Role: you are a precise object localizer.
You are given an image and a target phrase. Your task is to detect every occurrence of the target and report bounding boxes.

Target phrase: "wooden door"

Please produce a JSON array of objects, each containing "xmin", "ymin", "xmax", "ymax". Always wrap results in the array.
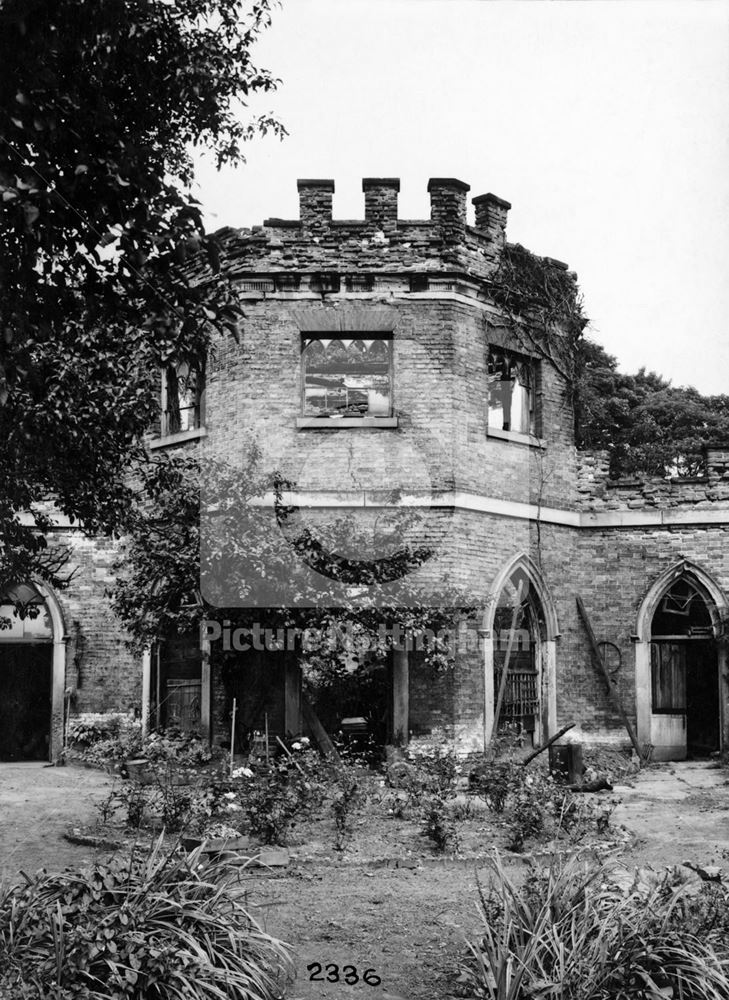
[{"xmin": 650, "ymin": 642, "xmax": 687, "ymax": 760}]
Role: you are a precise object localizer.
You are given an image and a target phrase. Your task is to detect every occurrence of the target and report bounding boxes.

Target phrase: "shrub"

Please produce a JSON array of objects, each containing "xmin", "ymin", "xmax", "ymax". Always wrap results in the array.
[
  {"xmin": 421, "ymin": 794, "xmax": 460, "ymax": 853},
  {"xmin": 238, "ymin": 753, "xmax": 325, "ymax": 846},
  {"xmin": 71, "ymin": 725, "xmax": 211, "ymax": 772},
  {"xmin": 463, "ymin": 852, "xmax": 729, "ymax": 1000},
  {"xmin": 0, "ymin": 838, "xmax": 293, "ymax": 1000},
  {"xmin": 331, "ymin": 768, "xmax": 364, "ymax": 851},
  {"xmin": 505, "ymin": 782, "xmax": 544, "ymax": 852},
  {"xmin": 470, "ymin": 758, "xmax": 518, "ymax": 813},
  {"xmin": 407, "ymin": 744, "xmax": 461, "ymax": 797}
]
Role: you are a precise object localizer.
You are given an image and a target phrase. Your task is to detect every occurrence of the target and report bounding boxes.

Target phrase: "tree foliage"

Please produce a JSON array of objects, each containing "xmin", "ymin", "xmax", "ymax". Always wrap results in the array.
[
  {"xmin": 574, "ymin": 338, "xmax": 729, "ymax": 477},
  {"xmin": 0, "ymin": 0, "xmax": 284, "ymax": 592},
  {"xmin": 112, "ymin": 450, "xmax": 476, "ymax": 671}
]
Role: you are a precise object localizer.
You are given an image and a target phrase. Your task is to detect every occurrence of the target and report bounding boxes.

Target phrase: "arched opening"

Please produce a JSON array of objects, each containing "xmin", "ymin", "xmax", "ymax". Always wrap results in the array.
[
  {"xmin": 0, "ymin": 582, "xmax": 57, "ymax": 761},
  {"xmin": 635, "ymin": 562, "xmax": 727, "ymax": 761},
  {"xmin": 483, "ymin": 555, "xmax": 558, "ymax": 747}
]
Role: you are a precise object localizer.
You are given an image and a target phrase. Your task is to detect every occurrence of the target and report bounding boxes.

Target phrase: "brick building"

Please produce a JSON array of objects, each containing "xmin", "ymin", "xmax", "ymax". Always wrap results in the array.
[{"xmin": 4, "ymin": 176, "xmax": 728, "ymax": 764}]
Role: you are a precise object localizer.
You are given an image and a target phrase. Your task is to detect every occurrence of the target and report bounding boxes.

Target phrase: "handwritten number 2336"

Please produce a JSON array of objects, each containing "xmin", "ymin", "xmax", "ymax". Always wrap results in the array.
[{"xmin": 307, "ymin": 963, "xmax": 381, "ymax": 986}]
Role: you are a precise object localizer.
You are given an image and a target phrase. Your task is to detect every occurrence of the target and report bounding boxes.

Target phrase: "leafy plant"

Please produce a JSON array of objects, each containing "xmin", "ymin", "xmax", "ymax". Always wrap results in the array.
[
  {"xmin": 238, "ymin": 755, "xmax": 325, "ymax": 846},
  {"xmin": 331, "ymin": 768, "xmax": 364, "ymax": 852},
  {"xmin": 505, "ymin": 782, "xmax": 544, "ymax": 852},
  {"xmin": 421, "ymin": 794, "xmax": 460, "ymax": 853},
  {"xmin": 0, "ymin": 838, "xmax": 293, "ymax": 999},
  {"xmin": 463, "ymin": 852, "xmax": 729, "ymax": 1000}
]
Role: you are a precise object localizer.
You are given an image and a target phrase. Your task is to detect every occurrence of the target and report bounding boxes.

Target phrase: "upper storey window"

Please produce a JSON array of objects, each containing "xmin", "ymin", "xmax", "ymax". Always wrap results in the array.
[
  {"xmin": 161, "ymin": 360, "xmax": 204, "ymax": 437},
  {"xmin": 488, "ymin": 347, "xmax": 537, "ymax": 436},
  {"xmin": 302, "ymin": 335, "xmax": 392, "ymax": 418}
]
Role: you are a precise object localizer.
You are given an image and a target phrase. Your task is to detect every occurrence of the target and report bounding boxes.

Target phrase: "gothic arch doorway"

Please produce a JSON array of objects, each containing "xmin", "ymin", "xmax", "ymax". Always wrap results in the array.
[
  {"xmin": 0, "ymin": 582, "xmax": 66, "ymax": 761},
  {"xmin": 483, "ymin": 555, "xmax": 558, "ymax": 747},
  {"xmin": 635, "ymin": 562, "xmax": 727, "ymax": 761}
]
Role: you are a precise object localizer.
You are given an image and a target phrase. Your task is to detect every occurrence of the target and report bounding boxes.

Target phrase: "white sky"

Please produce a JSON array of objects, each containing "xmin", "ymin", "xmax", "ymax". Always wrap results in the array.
[{"xmin": 195, "ymin": 0, "xmax": 729, "ymax": 394}]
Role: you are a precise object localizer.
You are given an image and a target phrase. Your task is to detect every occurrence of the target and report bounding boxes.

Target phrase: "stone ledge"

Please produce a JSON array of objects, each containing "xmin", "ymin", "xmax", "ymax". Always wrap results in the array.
[
  {"xmin": 149, "ymin": 427, "xmax": 207, "ymax": 449},
  {"xmin": 487, "ymin": 427, "xmax": 546, "ymax": 449},
  {"xmin": 296, "ymin": 416, "xmax": 398, "ymax": 430}
]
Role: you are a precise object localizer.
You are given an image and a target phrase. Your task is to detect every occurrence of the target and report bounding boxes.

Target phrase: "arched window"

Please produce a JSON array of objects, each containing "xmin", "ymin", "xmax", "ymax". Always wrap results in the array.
[{"xmin": 492, "ymin": 569, "xmax": 547, "ymax": 744}]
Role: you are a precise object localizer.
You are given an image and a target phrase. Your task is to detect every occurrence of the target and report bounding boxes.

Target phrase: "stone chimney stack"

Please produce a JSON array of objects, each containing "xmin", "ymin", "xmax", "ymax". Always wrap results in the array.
[
  {"xmin": 297, "ymin": 179, "xmax": 334, "ymax": 231},
  {"xmin": 362, "ymin": 178, "xmax": 400, "ymax": 233},
  {"xmin": 472, "ymin": 192, "xmax": 511, "ymax": 248},
  {"xmin": 427, "ymin": 177, "xmax": 470, "ymax": 237}
]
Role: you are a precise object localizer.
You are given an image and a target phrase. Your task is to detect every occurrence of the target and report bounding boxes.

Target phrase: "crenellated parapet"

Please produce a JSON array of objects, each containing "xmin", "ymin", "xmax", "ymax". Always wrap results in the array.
[{"xmin": 214, "ymin": 176, "xmax": 524, "ymax": 286}]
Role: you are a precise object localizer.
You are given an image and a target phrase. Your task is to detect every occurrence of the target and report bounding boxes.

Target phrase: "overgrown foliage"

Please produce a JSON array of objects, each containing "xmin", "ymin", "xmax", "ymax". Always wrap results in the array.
[
  {"xmin": 489, "ymin": 243, "xmax": 587, "ymax": 387},
  {"xmin": 463, "ymin": 853, "xmax": 729, "ymax": 1000},
  {"xmin": 0, "ymin": 839, "xmax": 293, "ymax": 1000},
  {"xmin": 0, "ymin": 0, "xmax": 284, "ymax": 591}
]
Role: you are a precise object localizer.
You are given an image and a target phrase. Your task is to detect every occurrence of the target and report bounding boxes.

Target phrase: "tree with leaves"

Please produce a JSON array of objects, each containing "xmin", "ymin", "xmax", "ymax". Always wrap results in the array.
[
  {"xmin": 0, "ymin": 0, "xmax": 284, "ymax": 593},
  {"xmin": 574, "ymin": 339, "xmax": 729, "ymax": 477}
]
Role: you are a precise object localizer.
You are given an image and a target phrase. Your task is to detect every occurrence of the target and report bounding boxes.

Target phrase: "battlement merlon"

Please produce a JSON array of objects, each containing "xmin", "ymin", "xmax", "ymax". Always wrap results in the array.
[{"xmin": 213, "ymin": 178, "xmax": 572, "ymax": 284}]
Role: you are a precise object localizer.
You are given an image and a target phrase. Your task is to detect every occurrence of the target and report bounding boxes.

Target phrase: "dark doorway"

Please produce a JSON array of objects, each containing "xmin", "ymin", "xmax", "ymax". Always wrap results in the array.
[
  {"xmin": 304, "ymin": 652, "xmax": 390, "ymax": 748},
  {"xmin": 686, "ymin": 641, "xmax": 719, "ymax": 757},
  {"xmin": 0, "ymin": 644, "xmax": 52, "ymax": 760},
  {"xmin": 223, "ymin": 649, "xmax": 301, "ymax": 755},
  {"xmin": 650, "ymin": 578, "xmax": 721, "ymax": 760}
]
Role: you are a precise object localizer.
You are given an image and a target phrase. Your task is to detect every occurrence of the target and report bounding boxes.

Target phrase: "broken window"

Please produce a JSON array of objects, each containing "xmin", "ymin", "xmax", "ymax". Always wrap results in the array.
[
  {"xmin": 488, "ymin": 347, "xmax": 537, "ymax": 435},
  {"xmin": 161, "ymin": 360, "xmax": 204, "ymax": 437},
  {"xmin": 302, "ymin": 335, "xmax": 392, "ymax": 418}
]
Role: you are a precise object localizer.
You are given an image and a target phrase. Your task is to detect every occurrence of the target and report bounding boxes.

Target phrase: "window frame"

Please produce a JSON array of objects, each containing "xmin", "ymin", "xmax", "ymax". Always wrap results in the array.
[
  {"xmin": 298, "ymin": 331, "xmax": 397, "ymax": 428},
  {"xmin": 487, "ymin": 345, "xmax": 540, "ymax": 440},
  {"xmin": 155, "ymin": 358, "xmax": 206, "ymax": 445}
]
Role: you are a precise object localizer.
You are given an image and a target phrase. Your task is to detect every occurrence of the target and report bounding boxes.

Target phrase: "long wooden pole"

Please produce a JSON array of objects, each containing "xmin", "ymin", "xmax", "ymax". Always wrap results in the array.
[
  {"xmin": 490, "ymin": 579, "xmax": 525, "ymax": 744},
  {"xmin": 521, "ymin": 722, "xmax": 576, "ymax": 767},
  {"xmin": 229, "ymin": 698, "xmax": 237, "ymax": 776},
  {"xmin": 576, "ymin": 596, "xmax": 644, "ymax": 763}
]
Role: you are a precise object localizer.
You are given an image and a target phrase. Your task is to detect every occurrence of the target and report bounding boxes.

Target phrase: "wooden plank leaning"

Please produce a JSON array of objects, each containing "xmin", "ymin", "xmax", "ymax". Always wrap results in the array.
[
  {"xmin": 490, "ymin": 578, "xmax": 525, "ymax": 745},
  {"xmin": 576, "ymin": 595, "xmax": 645, "ymax": 764}
]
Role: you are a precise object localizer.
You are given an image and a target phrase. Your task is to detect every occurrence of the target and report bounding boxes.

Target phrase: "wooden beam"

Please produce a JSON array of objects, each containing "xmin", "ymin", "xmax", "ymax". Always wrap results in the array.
[
  {"xmin": 301, "ymin": 694, "xmax": 340, "ymax": 762},
  {"xmin": 576, "ymin": 595, "xmax": 644, "ymax": 763},
  {"xmin": 392, "ymin": 649, "xmax": 409, "ymax": 746},
  {"xmin": 521, "ymin": 722, "xmax": 576, "ymax": 767},
  {"xmin": 490, "ymin": 578, "xmax": 525, "ymax": 745}
]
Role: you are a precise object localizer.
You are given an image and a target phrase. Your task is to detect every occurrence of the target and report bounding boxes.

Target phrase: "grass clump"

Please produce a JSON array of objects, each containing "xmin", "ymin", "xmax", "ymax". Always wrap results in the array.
[
  {"xmin": 0, "ymin": 837, "xmax": 292, "ymax": 1000},
  {"xmin": 463, "ymin": 852, "xmax": 729, "ymax": 1000}
]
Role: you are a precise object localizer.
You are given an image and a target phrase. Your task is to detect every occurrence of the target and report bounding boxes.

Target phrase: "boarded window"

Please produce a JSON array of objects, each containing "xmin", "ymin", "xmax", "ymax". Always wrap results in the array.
[
  {"xmin": 651, "ymin": 643, "xmax": 687, "ymax": 713},
  {"xmin": 302, "ymin": 335, "xmax": 392, "ymax": 417},
  {"xmin": 488, "ymin": 347, "xmax": 537, "ymax": 435}
]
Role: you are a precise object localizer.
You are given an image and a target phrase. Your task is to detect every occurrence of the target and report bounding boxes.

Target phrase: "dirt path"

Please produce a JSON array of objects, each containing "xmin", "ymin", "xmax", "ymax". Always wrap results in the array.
[
  {"xmin": 0, "ymin": 762, "xmax": 114, "ymax": 883},
  {"xmin": 241, "ymin": 860, "xmax": 490, "ymax": 1000}
]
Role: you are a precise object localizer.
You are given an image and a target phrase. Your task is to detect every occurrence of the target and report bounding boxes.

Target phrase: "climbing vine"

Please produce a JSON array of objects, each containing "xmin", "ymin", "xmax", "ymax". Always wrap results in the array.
[{"xmin": 487, "ymin": 243, "xmax": 588, "ymax": 389}]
